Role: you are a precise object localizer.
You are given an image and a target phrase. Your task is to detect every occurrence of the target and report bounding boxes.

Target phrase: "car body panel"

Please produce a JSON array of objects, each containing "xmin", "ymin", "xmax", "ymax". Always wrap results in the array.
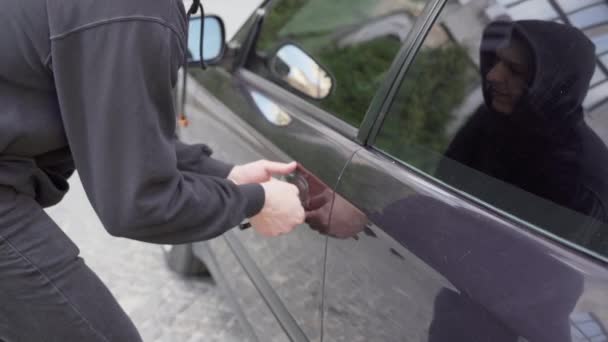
[
  {"xmin": 192, "ymin": 236, "xmax": 289, "ymax": 342},
  {"xmin": 181, "ymin": 62, "xmax": 360, "ymax": 341},
  {"xmin": 178, "ymin": 0, "xmax": 608, "ymax": 340},
  {"xmin": 324, "ymin": 146, "xmax": 608, "ymax": 342}
]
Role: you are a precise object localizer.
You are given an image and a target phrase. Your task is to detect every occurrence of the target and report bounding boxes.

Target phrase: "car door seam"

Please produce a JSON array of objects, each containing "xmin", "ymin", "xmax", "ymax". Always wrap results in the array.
[
  {"xmin": 224, "ymin": 232, "xmax": 310, "ymax": 342},
  {"xmin": 320, "ymin": 147, "xmax": 362, "ymax": 342}
]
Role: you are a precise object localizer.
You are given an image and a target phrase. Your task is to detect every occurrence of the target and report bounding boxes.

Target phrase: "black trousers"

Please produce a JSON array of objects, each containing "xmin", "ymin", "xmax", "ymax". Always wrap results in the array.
[{"xmin": 0, "ymin": 186, "xmax": 142, "ymax": 342}]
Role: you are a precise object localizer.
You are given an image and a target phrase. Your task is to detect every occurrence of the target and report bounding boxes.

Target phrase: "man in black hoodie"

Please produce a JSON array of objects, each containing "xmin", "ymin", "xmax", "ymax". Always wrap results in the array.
[
  {"xmin": 437, "ymin": 20, "xmax": 608, "ymax": 253},
  {"xmin": 0, "ymin": 0, "xmax": 305, "ymax": 341}
]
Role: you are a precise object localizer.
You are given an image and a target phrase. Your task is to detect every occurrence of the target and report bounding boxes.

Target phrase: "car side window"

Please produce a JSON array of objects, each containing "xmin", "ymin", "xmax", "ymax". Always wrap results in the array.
[
  {"xmin": 375, "ymin": 0, "xmax": 608, "ymax": 259},
  {"xmin": 248, "ymin": 0, "xmax": 431, "ymax": 127}
]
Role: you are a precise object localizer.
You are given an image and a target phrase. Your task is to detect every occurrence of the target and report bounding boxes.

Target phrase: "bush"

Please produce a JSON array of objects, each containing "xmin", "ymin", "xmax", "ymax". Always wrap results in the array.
[
  {"xmin": 376, "ymin": 44, "xmax": 476, "ymax": 173},
  {"xmin": 317, "ymin": 37, "xmax": 402, "ymax": 126}
]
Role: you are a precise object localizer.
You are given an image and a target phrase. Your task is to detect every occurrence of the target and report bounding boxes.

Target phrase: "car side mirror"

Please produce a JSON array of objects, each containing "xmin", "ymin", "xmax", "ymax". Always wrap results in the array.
[
  {"xmin": 187, "ymin": 15, "xmax": 226, "ymax": 66},
  {"xmin": 270, "ymin": 44, "xmax": 334, "ymax": 100}
]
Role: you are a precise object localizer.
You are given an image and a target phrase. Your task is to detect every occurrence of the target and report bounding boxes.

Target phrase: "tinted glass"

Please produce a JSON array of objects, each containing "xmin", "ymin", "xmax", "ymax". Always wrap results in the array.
[
  {"xmin": 250, "ymin": 0, "xmax": 431, "ymax": 127},
  {"xmin": 187, "ymin": 17, "xmax": 223, "ymax": 62},
  {"xmin": 593, "ymin": 33, "xmax": 608, "ymax": 55},
  {"xmin": 556, "ymin": 0, "xmax": 602, "ymax": 12},
  {"xmin": 569, "ymin": 4, "xmax": 608, "ymax": 30},
  {"xmin": 376, "ymin": 0, "xmax": 608, "ymax": 258},
  {"xmin": 591, "ymin": 65, "xmax": 606, "ymax": 86},
  {"xmin": 507, "ymin": 0, "xmax": 557, "ymax": 21}
]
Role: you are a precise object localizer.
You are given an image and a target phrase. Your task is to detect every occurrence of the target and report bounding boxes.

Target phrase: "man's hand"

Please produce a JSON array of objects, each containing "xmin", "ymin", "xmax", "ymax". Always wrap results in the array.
[
  {"xmin": 250, "ymin": 179, "xmax": 305, "ymax": 237},
  {"xmin": 228, "ymin": 160, "xmax": 297, "ymax": 185}
]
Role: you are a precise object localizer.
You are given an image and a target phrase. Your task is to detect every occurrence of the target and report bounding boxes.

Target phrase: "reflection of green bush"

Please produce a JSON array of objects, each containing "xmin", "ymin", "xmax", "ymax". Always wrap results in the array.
[
  {"xmin": 256, "ymin": 0, "xmax": 473, "ymax": 140},
  {"xmin": 317, "ymin": 37, "xmax": 402, "ymax": 126},
  {"xmin": 376, "ymin": 44, "xmax": 475, "ymax": 173},
  {"xmin": 256, "ymin": 0, "xmax": 402, "ymax": 127},
  {"xmin": 257, "ymin": 0, "xmax": 309, "ymax": 51}
]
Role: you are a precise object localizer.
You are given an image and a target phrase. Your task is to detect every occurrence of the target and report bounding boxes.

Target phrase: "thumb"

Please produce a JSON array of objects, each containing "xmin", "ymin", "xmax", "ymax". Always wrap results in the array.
[{"xmin": 263, "ymin": 161, "xmax": 297, "ymax": 176}]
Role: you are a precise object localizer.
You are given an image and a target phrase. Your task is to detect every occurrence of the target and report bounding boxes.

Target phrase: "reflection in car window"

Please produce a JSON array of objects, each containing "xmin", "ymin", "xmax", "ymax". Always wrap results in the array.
[
  {"xmin": 556, "ymin": 0, "xmax": 603, "ymax": 12},
  {"xmin": 591, "ymin": 66, "xmax": 606, "ymax": 87},
  {"xmin": 571, "ymin": 312, "xmax": 608, "ymax": 342},
  {"xmin": 249, "ymin": 0, "xmax": 430, "ymax": 127},
  {"xmin": 506, "ymin": 0, "xmax": 557, "ymax": 21},
  {"xmin": 375, "ymin": 0, "xmax": 608, "ymax": 258},
  {"xmin": 589, "ymin": 32, "xmax": 608, "ymax": 56},
  {"xmin": 569, "ymin": 4, "xmax": 608, "ymax": 30}
]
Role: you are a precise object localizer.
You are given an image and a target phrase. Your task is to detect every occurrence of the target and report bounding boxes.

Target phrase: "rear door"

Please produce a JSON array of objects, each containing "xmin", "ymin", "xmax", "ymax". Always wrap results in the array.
[
  {"xmin": 180, "ymin": 0, "xmax": 428, "ymax": 340},
  {"xmin": 325, "ymin": 0, "xmax": 608, "ymax": 341}
]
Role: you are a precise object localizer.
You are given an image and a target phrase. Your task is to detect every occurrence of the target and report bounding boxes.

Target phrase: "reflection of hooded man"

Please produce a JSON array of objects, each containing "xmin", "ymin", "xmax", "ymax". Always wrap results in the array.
[{"xmin": 438, "ymin": 20, "xmax": 608, "ymax": 251}]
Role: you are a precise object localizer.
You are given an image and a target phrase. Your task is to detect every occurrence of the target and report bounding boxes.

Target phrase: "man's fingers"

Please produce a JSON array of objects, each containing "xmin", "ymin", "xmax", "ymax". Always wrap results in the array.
[{"xmin": 263, "ymin": 161, "xmax": 297, "ymax": 175}]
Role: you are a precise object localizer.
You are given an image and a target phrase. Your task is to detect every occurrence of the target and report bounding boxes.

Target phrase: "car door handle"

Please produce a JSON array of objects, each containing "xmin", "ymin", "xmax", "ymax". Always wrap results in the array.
[{"xmin": 285, "ymin": 170, "xmax": 310, "ymax": 208}]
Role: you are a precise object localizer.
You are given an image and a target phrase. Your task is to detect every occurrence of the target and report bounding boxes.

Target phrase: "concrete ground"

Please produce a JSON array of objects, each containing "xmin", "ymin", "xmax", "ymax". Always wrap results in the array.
[{"xmin": 46, "ymin": 174, "xmax": 250, "ymax": 342}]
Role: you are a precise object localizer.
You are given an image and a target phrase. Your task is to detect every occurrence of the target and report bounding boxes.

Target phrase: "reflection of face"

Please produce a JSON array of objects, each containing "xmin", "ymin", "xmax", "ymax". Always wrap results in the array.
[{"xmin": 486, "ymin": 39, "xmax": 531, "ymax": 114}]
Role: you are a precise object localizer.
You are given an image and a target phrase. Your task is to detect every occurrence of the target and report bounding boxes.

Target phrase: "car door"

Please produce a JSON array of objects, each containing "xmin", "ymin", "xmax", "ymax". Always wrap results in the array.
[
  {"xmin": 324, "ymin": 0, "xmax": 608, "ymax": 341},
  {"xmin": 179, "ymin": 0, "xmax": 428, "ymax": 340}
]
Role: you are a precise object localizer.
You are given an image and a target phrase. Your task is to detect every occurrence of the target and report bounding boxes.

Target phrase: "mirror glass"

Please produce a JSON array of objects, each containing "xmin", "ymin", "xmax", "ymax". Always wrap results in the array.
[
  {"xmin": 188, "ymin": 16, "xmax": 224, "ymax": 63},
  {"xmin": 271, "ymin": 44, "xmax": 333, "ymax": 99}
]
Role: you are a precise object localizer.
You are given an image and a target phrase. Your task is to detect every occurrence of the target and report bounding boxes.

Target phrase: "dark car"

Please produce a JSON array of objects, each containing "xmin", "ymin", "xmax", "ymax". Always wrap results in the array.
[{"xmin": 165, "ymin": 0, "xmax": 608, "ymax": 341}]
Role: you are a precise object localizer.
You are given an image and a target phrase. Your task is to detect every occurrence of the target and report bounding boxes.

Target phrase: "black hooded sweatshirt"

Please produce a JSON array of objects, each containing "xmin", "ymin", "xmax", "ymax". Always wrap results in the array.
[
  {"xmin": 438, "ymin": 21, "xmax": 608, "ymax": 248},
  {"xmin": 0, "ymin": 0, "xmax": 265, "ymax": 244}
]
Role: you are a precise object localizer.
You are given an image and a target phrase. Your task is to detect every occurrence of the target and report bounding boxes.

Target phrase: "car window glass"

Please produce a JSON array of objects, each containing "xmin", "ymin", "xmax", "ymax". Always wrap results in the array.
[
  {"xmin": 569, "ymin": 4, "xmax": 608, "ymax": 30},
  {"xmin": 506, "ymin": 0, "xmax": 557, "ymax": 21},
  {"xmin": 556, "ymin": 0, "xmax": 602, "ymax": 12},
  {"xmin": 248, "ymin": 0, "xmax": 431, "ymax": 127},
  {"xmin": 375, "ymin": 0, "xmax": 608, "ymax": 259}
]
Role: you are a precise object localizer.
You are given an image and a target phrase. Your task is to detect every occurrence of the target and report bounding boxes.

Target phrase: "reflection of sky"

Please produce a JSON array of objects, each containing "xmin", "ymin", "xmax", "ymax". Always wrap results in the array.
[
  {"xmin": 250, "ymin": 91, "xmax": 292, "ymax": 126},
  {"xmin": 278, "ymin": 45, "xmax": 320, "ymax": 80},
  {"xmin": 277, "ymin": 45, "xmax": 331, "ymax": 97},
  {"xmin": 187, "ymin": 18, "xmax": 222, "ymax": 61}
]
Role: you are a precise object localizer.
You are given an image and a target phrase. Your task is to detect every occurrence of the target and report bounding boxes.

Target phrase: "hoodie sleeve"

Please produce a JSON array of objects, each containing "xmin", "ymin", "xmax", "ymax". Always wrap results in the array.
[
  {"xmin": 49, "ymin": 20, "xmax": 265, "ymax": 244},
  {"xmin": 174, "ymin": 140, "xmax": 234, "ymax": 178}
]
